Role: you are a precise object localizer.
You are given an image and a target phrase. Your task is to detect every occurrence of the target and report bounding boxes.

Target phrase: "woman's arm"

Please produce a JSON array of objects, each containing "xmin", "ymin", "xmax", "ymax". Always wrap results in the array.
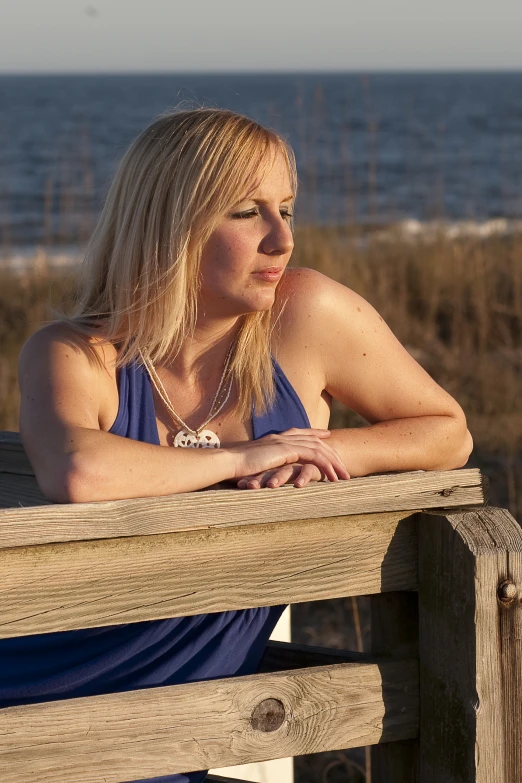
[
  {"xmin": 242, "ymin": 269, "xmax": 472, "ymax": 488},
  {"xmin": 18, "ymin": 325, "xmax": 347, "ymax": 502},
  {"xmin": 327, "ymin": 415, "xmax": 472, "ymax": 477},
  {"xmin": 312, "ymin": 273, "xmax": 473, "ymax": 475}
]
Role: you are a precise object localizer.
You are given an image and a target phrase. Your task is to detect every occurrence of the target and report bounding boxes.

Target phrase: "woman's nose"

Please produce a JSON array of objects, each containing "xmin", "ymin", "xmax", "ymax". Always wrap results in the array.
[{"xmin": 260, "ymin": 217, "xmax": 294, "ymax": 256}]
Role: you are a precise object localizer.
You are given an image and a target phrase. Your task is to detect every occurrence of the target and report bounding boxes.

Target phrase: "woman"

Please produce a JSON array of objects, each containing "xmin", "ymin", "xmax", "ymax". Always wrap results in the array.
[{"xmin": 12, "ymin": 109, "xmax": 472, "ymax": 782}]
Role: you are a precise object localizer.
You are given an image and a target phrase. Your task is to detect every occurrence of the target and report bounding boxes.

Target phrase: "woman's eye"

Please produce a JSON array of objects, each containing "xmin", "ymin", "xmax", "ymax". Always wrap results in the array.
[
  {"xmin": 231, "ymin": 208, "xmax": 293, "ymax": 220},
  {"xmin": 233, "ymin": 209, "xmax": 258, "ymax": 219}
]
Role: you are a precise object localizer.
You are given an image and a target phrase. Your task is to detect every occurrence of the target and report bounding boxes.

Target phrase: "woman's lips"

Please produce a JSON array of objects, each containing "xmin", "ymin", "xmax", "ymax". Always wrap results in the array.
[{"xmin": 252, "ymin": 267, "xmax": 284, "ymax": 283}]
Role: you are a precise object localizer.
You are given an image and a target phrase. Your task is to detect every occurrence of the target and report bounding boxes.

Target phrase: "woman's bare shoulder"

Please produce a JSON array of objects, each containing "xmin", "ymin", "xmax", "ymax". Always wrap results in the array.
[
  {"xmin": 274, "ymin": 266, "xmax": 391, "ymax": 377},
  {"xmin": 18, "ymin": 323, "xmax": 120, "ymax": 447},
  {"xmin": 19, "ymin": 321, "xmax": 117, "ymax": 376},
  {"xmin": 277, "ymin": 266, "xmax": 368, "ymax": 328}
]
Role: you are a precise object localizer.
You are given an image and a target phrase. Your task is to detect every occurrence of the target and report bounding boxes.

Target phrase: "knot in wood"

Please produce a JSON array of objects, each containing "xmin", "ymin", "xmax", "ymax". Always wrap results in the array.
[
  {"xmin": 251, "ymin": 698, "xmax": 286, "ymax": 732},
  {"xmin": 440, "ymin": 487, "xmax": 454, "ymax": 498},
  {"xmin": 498, "ymin": 579, "xmax": 518, "ymax": 606}
]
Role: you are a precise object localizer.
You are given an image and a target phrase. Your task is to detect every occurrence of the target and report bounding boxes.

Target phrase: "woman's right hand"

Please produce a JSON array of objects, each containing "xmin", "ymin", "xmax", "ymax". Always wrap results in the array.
[{"xmin": 226, "ymin": 428, "xmax": 350, "ymax": 487}]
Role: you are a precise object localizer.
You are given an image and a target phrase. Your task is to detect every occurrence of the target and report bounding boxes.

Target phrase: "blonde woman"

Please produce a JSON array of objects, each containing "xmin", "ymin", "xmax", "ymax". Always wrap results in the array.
[{"xmin": 11, "ymin": 109, "xmax": 472, "ymax": 782}]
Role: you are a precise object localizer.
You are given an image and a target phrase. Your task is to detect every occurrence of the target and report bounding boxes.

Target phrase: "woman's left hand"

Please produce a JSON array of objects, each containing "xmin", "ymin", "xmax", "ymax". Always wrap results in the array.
[{"xmin": 237, "ymin": 462, "xmax": 342, "ymax": 489}]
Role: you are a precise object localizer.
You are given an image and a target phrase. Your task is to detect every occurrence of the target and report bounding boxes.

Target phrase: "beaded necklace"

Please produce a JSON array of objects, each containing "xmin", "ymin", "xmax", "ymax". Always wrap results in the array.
[{"xmin": 140, "ymin": 342, "xmax": 235, "ymax": 448}]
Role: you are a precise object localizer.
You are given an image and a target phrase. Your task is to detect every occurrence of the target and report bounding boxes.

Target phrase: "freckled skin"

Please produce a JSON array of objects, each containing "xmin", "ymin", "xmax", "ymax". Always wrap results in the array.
[{"xmin": 270, "ymin": 266, "xmax": 472, "ymax": 478}]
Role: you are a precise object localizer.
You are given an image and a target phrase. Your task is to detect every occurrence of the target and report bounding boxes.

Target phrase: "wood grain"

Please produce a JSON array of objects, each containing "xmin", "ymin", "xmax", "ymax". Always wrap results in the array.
[
  {"xmin": 0, "ymin": 658, "xmax": 418, "ymax": 783},
  {"xmin": 0, "ymin": 511, "xmax": 417, "ymax": 638},
  {"xmin": 0, "ymin": 460, "xmax": 484, "ymax": 551},
  {"xmin": 418, "ymin": 507, "xmax": 522, "ymax": 783}
]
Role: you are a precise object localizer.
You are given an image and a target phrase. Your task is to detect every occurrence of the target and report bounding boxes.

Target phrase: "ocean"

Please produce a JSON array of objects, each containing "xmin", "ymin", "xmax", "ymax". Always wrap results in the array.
[{"xmin": 1, "ymin": 71, "xmax": 522, "ymax": 260}]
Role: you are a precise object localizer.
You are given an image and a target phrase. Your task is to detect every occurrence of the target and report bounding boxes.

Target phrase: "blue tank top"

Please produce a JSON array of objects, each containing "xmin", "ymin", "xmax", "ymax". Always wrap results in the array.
[{"xmin": 0, "ymin": 359, "xmax": 310, "ymax": 783}]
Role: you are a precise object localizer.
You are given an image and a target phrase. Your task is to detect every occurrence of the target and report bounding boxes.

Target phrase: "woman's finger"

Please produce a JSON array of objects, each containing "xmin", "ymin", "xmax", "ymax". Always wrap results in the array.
[
  {"xmin": 279, "ymin": 440, "xmax": 348, "ymax": 481},
  {"xmin": 231, "ymin": 430, "xmax": 350, "ymax": 483},
  {"xmin": 239, "ymin": 476, "xmax": 261, "ymax": 489},
  {"xmin": 293, "ymin": 462, "xmax": 321, "ymax": 488},
  {"xmin": 276, "ymin": 434, "xmax": 349, "ymax": 480},
  {"xmin": 265, "ymin": 464, "xmax": 299, "ymax": 488},
  {"xmin": 237, "ymin": 471, "xmax": 272, "ymax": 489},
  {"xmin": 237, "ymin": 466, "xmax": 297, "ymax": 489},
  {"xmin": 242, "ymin": 445, "xmax": 344, "ymax": 484}
]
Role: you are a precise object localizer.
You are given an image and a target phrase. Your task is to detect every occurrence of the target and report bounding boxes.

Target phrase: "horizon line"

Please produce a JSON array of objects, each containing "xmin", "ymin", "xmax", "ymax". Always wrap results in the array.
[{"xmin": 2, "ymin": 67, "xmax": 522, "ymax": 77}]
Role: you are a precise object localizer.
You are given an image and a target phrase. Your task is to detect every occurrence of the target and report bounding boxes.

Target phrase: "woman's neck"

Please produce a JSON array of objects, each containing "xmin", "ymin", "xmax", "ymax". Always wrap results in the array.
[{"xmin": 160, "ymin": 316, "xmax": 240, "ymax": 385}]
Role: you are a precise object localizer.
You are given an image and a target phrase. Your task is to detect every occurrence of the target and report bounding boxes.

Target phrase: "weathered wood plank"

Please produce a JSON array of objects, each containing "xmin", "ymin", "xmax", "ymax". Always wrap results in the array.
[
  {"xmin": 0, "ymin": 464, "xmax": 484, "ymax": 549},
  {"xmin": 0, "ymin": 511, "xmax": 417, "ymax": 637},
  {"xmin": 0, "ymin": 658, "xmax": 419, "ymax": 783},
  {"xmin": 371, "ymin": 591, "xmax": 419, "ymax": 782},
  {"xmin": 418, "ymin": 507, "xmax": 522, "ymax": 783}
]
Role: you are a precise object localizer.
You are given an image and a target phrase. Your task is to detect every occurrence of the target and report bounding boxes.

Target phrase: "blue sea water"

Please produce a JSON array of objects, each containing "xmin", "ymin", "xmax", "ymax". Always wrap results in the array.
[{"xmin": 1, "ymin": 71, "xmax": 522, "ymax": 249}]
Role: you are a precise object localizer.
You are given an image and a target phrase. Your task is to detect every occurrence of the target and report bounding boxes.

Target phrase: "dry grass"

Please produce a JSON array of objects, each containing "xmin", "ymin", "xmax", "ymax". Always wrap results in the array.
[{"xmin": 0, "ymin": 259, "xmax": 75, "ymax": 432}]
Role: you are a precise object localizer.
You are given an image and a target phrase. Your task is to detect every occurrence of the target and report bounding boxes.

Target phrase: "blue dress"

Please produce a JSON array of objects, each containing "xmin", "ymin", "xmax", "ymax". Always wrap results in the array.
[{"xmin": 0, "ymin": 359, "xmax": 310, "ymax": 782}]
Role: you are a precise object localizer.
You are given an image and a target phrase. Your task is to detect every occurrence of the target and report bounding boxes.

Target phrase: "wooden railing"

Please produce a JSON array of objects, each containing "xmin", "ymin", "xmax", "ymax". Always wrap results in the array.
[{"xmin": 0, "ymin": 431, "xmax": 520, "ymax": 783}]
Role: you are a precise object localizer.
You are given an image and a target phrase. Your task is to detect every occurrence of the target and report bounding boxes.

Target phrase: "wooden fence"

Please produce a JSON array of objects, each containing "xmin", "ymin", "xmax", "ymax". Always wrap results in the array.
[{"xmin": 0, "ymin": 430, "xmax": 520, "ymax": 783}]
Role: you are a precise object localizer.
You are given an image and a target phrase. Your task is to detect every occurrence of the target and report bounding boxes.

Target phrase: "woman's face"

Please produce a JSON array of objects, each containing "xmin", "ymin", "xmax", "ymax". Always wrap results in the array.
[{"xmin": 198, "ymin": 151, "xmax": 295, "ymax": 319}]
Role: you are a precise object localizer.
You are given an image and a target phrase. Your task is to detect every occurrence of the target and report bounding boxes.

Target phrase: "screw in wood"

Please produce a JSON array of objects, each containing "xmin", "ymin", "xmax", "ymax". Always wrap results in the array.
[
  {"xmin": 497, "ymin": 579, "xmax": 518, "ymax": 606},
  {"xmin": 250, "ymin": 698, "xmax": 286, "ymax": 732}
]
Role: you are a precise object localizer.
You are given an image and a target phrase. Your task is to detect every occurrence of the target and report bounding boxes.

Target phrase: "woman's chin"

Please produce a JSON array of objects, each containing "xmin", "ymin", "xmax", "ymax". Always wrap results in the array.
[
  {"xmin": 245, "ymin": 291, "xmax": 277, "ymax": 313},
  {"xmin": 199, "ymin": 288, "xmax": 277, "ymax": 318},
  {"xmin": 225, "ymin": 289, "xmax": 277, "ymax": 316}
]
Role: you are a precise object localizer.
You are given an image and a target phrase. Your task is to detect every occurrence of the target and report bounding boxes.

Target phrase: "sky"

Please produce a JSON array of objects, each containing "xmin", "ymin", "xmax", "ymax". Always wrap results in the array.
[{"xmin": 1, "ymin": 0, "xmax": 522, "ymax": 73}]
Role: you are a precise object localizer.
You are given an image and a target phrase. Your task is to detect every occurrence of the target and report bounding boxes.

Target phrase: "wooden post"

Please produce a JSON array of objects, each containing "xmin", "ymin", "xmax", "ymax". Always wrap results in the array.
[
  {"xmin": 418, "ymin": 508, "xmax": 522, "ymax": 783},
  {"xmin": 371, "ymin": 591, "xmax": 419, "ymax": 782}
]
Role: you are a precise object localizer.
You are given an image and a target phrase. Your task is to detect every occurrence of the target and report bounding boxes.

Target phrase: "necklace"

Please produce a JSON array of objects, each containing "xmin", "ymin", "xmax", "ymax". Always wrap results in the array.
[{"xmin": 140, "ymin": 342, "xmax": 235, "ymax": 449}]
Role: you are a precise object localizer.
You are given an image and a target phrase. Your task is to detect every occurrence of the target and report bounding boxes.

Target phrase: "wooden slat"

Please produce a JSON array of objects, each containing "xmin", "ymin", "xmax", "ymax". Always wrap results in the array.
[
  {"xmin": 0, "ymin": 658, "xmax": 419, "ymax": 783},
  {"xmin": 0, "ymin": 464, "xmax": 484, "ymax": 551},
  {"xmin": 418, "ymin": 507, "xmax": 522, "ymax": 783},
  {"xmin": 0, "ymin": 511, "xmax": 417, "ymax": 638}
]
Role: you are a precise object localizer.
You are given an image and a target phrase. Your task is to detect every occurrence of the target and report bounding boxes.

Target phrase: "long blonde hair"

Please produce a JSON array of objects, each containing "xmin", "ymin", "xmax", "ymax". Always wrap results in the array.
[{"xmin": 68, "ymin": 108, "xmax": 297, "ymax": 417}]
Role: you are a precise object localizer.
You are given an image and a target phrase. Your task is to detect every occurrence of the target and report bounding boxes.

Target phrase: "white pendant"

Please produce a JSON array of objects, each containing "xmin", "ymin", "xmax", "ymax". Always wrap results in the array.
[{"xmin": 174, "ymin": 429, "xmax": 220, "ymax": 449}]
